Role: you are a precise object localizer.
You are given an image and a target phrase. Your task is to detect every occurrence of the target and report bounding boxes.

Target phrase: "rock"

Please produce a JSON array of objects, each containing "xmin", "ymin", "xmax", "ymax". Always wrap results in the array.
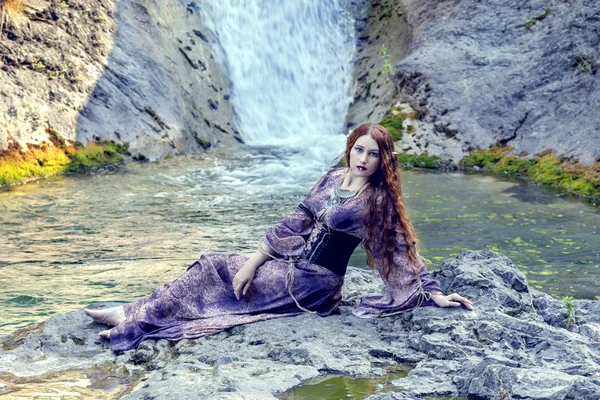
[
  {"xmin": 0, "ymin": 0, "xmax": 239, "ymax": 162},
  {"xmin": 349, "ymin": 0, "xmax": 599, "ymax": 165},
  {"xmin": 396, "ymin": 0, "xmax": 600, "ymax": 164},
  {"xmin": 0, "ymin": 250, "xmax": 599, "ymax": 399}
]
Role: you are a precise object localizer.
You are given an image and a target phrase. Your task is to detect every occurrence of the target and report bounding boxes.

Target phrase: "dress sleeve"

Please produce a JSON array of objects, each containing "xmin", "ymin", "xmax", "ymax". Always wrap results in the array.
[
  {"xmin": 263, "ymin": 169, "xmax": 334, "ymax": 258},
  {"xmin": 354, "ymin": 219, "xmax": 444, "ymax": 318}
]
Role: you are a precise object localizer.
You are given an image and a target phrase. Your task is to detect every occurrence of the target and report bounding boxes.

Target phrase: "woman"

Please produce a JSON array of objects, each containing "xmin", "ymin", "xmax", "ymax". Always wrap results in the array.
[{"xmin": 86, "ymin": 123, "xmax": 473, "ymax": 351}]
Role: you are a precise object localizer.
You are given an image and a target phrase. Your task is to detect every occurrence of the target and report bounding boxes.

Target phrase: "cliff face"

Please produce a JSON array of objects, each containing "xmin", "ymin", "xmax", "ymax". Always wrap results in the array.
[
  {"xmin": 0, "ymin": 0, "xmax": 240, "ymax": 161},
  {"xmin": 353, "ymin": 0, "xmax": 599, "ymax": 165}
]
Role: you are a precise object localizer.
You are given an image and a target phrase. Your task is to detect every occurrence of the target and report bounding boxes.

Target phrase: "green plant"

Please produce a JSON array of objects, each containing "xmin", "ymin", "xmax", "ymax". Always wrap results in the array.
[
  {"xmin": 524, "ymin": 9, "xmax": 549, "ymax": 29},
  {"xmin": 380, "ymin": 44, "xmax": 394, "ymax": 78},
  {"xmin": 563, "ymin": 296, "xmax": 576, "ymax": 329},
  {"xmin": 574, "ymin": 54, "xmax": 593, "ymax": 74}
]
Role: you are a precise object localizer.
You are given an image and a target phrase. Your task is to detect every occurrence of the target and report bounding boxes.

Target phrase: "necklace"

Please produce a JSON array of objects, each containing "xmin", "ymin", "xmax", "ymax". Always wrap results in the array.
[{"xmin": 327, "ymin": 177, "xmax": 368, "ymax": 206}]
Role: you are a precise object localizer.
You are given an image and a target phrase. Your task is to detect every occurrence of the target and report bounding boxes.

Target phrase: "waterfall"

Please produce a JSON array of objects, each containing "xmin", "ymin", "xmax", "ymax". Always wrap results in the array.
[{"xmin": 200, "ymin": 0, "xmax": 359, "ymax": 167}]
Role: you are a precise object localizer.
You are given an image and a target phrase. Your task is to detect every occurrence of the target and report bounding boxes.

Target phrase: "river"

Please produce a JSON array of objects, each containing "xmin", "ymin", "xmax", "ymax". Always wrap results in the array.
[{"xmin": 1, "ymin": 147, "xmax": 598, "ymax": 336}]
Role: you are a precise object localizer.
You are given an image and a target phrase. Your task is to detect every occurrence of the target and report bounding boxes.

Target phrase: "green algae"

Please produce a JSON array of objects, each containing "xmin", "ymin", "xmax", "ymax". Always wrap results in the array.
[
  {"xmin": 460, "ymin": 147, "xmax": 600, "ymax": 199},
  {"xmin": 277, "ymin": 366, "xmax": 412, "ymax": 400},
  {"xmin": 0, "ymin": 126, "xmax": 130, "ymax": 186}
]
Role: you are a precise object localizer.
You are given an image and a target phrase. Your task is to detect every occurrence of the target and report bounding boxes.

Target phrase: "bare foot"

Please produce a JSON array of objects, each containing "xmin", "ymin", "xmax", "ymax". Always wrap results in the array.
[
  {"xmin": 99, "ymin": 329, "xmax": 111, "ymax": 339},
  {"xmin": 84, "ymin": 306, "xmax": 126, "ymax": 327}
]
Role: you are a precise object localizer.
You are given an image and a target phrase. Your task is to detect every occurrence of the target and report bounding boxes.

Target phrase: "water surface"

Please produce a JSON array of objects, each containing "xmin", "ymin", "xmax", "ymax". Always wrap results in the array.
[{"xmin": 1, "ymin": 148, "xmax": 598, "ymax": 335}]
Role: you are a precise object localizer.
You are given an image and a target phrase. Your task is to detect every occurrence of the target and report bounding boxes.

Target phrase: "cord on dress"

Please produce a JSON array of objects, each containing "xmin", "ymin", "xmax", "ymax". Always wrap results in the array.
[{"xmin": 258, "ymin": 243, "xmax": 318, "ymax": 315}]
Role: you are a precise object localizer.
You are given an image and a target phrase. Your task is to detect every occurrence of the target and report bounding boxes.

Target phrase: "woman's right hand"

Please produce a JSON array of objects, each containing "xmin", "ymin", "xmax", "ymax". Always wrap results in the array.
[{"xmin": 232, "ymin": 264, "xmax": 256, "ymax": 300}]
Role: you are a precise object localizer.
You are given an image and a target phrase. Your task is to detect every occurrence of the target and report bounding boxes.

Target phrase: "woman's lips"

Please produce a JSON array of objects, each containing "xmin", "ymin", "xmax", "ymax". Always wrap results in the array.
[{"xmin": 357, "ymin": 166, "xmax": 367, "ymax": 171}]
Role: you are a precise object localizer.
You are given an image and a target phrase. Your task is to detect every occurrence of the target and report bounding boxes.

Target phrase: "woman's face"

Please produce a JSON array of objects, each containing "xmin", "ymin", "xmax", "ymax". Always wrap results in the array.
[{"xmin": 349, "ymin": 134, "xmax": 380, "ymax": 178}]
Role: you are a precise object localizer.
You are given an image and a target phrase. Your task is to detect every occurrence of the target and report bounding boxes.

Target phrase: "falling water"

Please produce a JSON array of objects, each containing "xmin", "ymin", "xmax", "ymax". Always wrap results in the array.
[{"xmin": 200, "ymin": 0, "xmax": 359, "ymax": 166}]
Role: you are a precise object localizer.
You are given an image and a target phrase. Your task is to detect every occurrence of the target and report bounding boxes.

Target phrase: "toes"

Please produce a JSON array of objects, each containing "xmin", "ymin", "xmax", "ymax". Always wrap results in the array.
[{"xmin": 99, "ymin": 330, "xmax": 111, "ymax": 339}]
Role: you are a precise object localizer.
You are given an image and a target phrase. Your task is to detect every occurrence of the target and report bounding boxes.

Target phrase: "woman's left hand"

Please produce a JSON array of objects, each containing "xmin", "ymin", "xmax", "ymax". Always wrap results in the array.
[{"xmin": 430, "ymin": 293, "xmax": 474, "ymax": 310}]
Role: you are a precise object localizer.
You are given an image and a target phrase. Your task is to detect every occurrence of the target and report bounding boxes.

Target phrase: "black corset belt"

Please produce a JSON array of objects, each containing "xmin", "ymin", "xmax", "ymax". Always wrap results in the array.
[{"xmin": 305, "ymin": 225, "xmax": 362, "ymax": 276}]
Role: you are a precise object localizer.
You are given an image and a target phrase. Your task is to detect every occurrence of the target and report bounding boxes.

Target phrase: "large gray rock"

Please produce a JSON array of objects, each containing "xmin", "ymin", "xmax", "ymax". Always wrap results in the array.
[
  {"xmin": 0, "ymin": 0, "xmax": 240, "ymax": 161},
  {"xmin": 1, "ymin": 250, "xmax": 599, "ymax": 399},
  {"xmin": 378, "ymin": 0, "xmax": 600, "ymax": 164}
]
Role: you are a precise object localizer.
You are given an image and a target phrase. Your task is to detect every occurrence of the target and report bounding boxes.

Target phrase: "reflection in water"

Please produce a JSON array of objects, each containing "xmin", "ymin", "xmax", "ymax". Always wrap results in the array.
[
  {"xmin": 0, "ymin": 148, "xmax": 598, "ymax": 335},
  {"xmin": 276, "ymin": 367, "xmax": 469, "ymax": 400}
]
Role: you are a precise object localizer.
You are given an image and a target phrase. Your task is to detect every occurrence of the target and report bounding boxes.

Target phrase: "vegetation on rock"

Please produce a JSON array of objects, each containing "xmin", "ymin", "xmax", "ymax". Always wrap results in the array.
[
  {"xmin": 562, "ymin": 296, "xmax": 577, "ymax": 330},
  {"xmin": 460, "ymin": 147, "xmax": 600, "ymax": 199},
  {"xmin": 397, "ymin": 153, "xmax": 442, "ymax": 169},
  {"xmin": 0, "ymin": 126, "xmax": 129, "ymax": 186},
  {"xmin": 380, "ymin": 106, "xmax": 407, "ymax": 141}
]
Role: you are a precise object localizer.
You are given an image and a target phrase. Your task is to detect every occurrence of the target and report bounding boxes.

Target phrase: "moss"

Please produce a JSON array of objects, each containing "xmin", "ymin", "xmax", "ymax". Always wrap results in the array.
[
  {"xmin": 491, "ymin": 156, "xmax": 536, "ymax": 175},
  {"xmin": 0, "ymin": 126, "xmax": 129, "ymax": 186},
  {"xmin": 67, "ymin": 142, "xmax": 125, "ymax": 171},
  {"xmin": 459, "ymin": 147, "xmax": 512, "ymax": 169},
  {"xmin": 397, "ymin": 153, "xmax": 442, "ymax": 169},
  {"xmin": 460, "ymin": 147, "xmax": 600, "ymax": 199},
  {"xmin": 380, "ymin": 107, "xmax": 407, "ymax": 141}
]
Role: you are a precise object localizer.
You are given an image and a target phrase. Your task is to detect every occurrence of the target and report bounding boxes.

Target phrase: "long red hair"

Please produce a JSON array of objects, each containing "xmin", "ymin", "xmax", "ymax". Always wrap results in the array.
[{"xmin": 344, "ymin": 123, "xmax": 422, "ymax": 276}]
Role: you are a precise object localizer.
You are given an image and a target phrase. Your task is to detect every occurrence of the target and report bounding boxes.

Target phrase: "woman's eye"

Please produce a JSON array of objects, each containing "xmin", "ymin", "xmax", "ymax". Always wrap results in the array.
[
  {"xmin": 355, "ymin": 147, "xmax": 363, "ymax": 152},
  {"xmin": 370, "ymin": 152, "xmax": 379, "ymax": 158}
]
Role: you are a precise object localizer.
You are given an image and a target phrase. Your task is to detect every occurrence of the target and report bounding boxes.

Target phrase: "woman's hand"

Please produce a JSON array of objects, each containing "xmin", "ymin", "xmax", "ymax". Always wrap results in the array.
[
  {"xmin": 232, "ymin": 264, "xmax": 256, "ymax": 300},
  {"xmin": 430, "ymin": 293, "xmax": 474, "ymax": 310}
]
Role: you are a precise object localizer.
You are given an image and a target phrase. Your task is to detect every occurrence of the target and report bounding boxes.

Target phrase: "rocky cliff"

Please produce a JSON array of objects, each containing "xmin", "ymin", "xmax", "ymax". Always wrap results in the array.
[
  {"xmin": 350, "ymin": 0, "xmax": 599, "ymax": 166},
  {"xmin": 1, "ymin": 251, "xmax": 599, "ymax": 399},
  {"xmin": 0, "ymin": 0, "xmax": 240, "ymax": 162}
]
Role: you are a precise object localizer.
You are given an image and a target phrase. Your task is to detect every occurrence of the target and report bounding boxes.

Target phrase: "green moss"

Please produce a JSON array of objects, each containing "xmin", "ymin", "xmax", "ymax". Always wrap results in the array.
[
  {"xmin": 460, "ymin": 147, "xmax": 600, "ymax": 199},
  {"xmin": 67, "ymin": 142, "xmax": 126, "ymax": 171},
  {"xmin": 0, "ymin": 127, "xmax": 129, "ymax": 186},
  {"xmin": 492, "ymin": 156, "xmax": 536, "ymax": 175},
  {"xmin": 380, "ymin": 107, "xmax": 407, "ymax": 141},
  {"xmin": 397, "ymin": 153, "xmax": 442, "ymax": 169},
  {"xmin": 459, "ymin": 147, "xmax": 512, "ymax": 169}
]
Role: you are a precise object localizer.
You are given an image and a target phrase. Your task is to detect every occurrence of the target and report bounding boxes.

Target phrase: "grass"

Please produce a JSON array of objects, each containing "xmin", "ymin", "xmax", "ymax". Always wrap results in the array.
[
  {"xmin": 460, "ymin": 147, "xmax": 600, "ymax": 199},
  {"xmin": 0, "ymin": 126, "xmax": 130, "ymax": 186},
  {"xmin": 573, "ymin": 54, "xmax": 595, "ymax": 74},
  {"xmin": 562, "ymin": 296, "xmax": 576, "ymax": 329}
]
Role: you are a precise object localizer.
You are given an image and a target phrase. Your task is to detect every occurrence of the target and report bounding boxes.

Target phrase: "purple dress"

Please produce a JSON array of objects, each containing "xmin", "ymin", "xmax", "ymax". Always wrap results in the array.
[{"xmin": 109, "ymin": 168, "xmax": 443, "ymax": 351}]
